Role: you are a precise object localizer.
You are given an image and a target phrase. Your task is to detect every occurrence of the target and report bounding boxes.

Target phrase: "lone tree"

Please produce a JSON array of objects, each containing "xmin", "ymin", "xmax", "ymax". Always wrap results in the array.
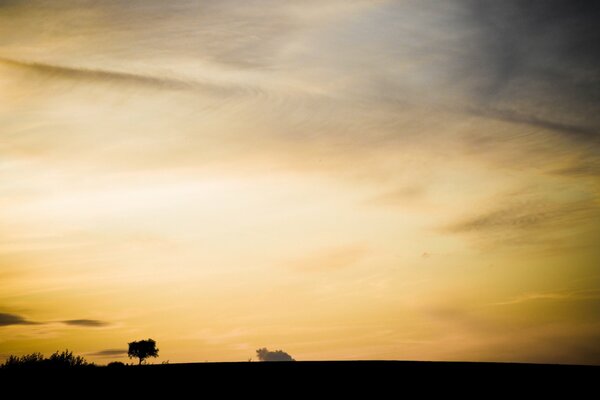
[
  {"xmin": 256, "ymin": 348, "xmax": 295, "ymax": 362},
  {"xmin": 128, "ymin": 339, "xmax": 159, "ymax": 365}
]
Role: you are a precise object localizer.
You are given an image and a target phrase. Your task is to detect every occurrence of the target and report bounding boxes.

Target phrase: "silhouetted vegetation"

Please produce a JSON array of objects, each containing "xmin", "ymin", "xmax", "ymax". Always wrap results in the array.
[
  {"xmin": 256, "ymin": 348, "xmax": 295, "ymax": 361},
  {"xmin": 2, "ymin": 352, "xmax": 44, "ymax": 368},
  {"xmin": 48, "ymin": 349, "xmax": 90, "ymax": 367},
  {"xmin": 1, "ymin": 350, "xmax": 92, "ymax": 369},
  {"xmin": 107, "ymin": 361, "xmax": 126, "ymax": 368},
  {"xmin": 128, "ymin": 338, "xmax": 159, "ymax": 365}
]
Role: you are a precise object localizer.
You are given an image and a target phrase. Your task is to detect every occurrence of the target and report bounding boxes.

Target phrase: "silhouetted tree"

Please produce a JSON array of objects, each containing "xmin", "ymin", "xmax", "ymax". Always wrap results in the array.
[
  {"xmin": 128, "ymin": 339, "xmax": 159, "ymax": 365},
  {"xmin": 256, "ymin": 348, "xmax": 295, "ymax": 362}
]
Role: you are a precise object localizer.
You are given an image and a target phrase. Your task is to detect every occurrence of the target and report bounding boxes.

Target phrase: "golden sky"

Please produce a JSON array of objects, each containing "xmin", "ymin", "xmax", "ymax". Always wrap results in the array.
[{"xmin": 1, "ymin": 0, "xmax": 599, "ymax": 365}]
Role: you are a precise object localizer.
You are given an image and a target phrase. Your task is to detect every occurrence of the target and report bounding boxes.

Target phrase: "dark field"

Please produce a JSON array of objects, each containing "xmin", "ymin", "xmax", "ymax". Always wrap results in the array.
[{"xmin": 2, "ymin": 360, "xmax": 597, "ymax": 393}]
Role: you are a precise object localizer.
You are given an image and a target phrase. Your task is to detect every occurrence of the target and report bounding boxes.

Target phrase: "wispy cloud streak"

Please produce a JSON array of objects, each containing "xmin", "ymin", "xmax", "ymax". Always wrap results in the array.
[
  {"xmin": 61, "ymin": 319, "xmax": 109, "ymax": 327},
  {"xmin": 493, "ymin": 289, "xmax": 600, "ymax": 306},
  {"xmin": 0, "ymin": 57, "xmax": 248, "ymax": 97}
]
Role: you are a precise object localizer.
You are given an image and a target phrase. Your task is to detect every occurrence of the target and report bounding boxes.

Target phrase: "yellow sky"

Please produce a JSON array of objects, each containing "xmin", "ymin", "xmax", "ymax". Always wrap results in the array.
[{"xmin": 1, "ymin": 0, "xmax": 599, "ymax": 365}]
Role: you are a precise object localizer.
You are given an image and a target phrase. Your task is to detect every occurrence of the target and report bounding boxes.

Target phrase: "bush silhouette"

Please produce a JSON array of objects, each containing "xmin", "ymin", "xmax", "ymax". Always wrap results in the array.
[
  {"xmin": 2, "ymin": 352, "xmax": 44, "ymax": 368},
  {"xmin": 48, "ymin": 350, "xmax": 89, "ymax": 367},
  {"xmin": 107, "ymin": 361, "xmax": 126, "ymax": 368},
  {"xmin": 256, "ymin": 348, "xmax": 295, "ymax": 362},
  {"xmin": 1, "ymin": 350, "xmax": 91, "ymax": 369},
  {"xmin": 128, "ymin": 338, "xmax": 159, "ymax": 365}
]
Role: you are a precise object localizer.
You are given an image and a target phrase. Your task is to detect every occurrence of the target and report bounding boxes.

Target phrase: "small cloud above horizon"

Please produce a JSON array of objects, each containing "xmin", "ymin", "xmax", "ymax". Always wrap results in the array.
[
  {"xmin": 0, "ymin": 312, "xmax": 38, "ymax": 326},
  {"xmin": 87, "ymin": 349, "xmax": 128, "ymax": 358},
  {"xmin": 61, "ymin": 319, "xmax": 109, "ymax": 327},
  {"xmin": 0, "ymin": 313, "xmax": 110, "ymax": 328}
]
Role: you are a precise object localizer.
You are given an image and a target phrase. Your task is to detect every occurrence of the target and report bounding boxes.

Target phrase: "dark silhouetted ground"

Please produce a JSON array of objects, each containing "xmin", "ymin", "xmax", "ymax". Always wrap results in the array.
[{"xmin": 2, "ymin": 360, "xmax": 596, "ymax": 395}]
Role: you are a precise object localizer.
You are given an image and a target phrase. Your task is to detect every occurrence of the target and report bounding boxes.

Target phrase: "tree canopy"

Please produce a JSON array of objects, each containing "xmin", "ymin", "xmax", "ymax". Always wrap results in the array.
[
  {"xmin": 128, "ymin": 339, "xmax": 159, "ymax": 365},
  {"xmin": 256, "ymin": 348, "xmax": 295, "ymax": 362}
]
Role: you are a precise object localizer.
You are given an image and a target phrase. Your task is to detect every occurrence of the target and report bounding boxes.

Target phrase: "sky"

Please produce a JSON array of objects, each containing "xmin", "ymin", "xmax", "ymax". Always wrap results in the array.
[{"xmin": 1, "ymin": 0, "xmax": 599, "ymax": 365}]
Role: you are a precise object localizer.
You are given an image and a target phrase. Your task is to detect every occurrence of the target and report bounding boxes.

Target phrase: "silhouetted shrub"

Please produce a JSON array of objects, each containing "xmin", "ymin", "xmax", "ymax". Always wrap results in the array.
[
  {"xmin": 107, "ymin": 361, "xmax": 126, "ymax": 368},
  {"xmin": 2, "ymin": 352, "xmax": 44, "ymax": 368},
  {"xmin": 48, "ymin": 350, "xmax": 89, "ymax": 368},
  {"xmin": 1, "ymin": 350, "xmax": 92, "ymax": 369},
  {"xmin": 256, "ymin": 348, "xmax": 295, "ymax": 362}
]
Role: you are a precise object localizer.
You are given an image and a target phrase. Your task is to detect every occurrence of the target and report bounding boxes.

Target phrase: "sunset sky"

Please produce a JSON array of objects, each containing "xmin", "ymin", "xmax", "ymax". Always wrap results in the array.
[{"xmin": 1, "ymin": 0, "xmax": 599, "ymax": 365}]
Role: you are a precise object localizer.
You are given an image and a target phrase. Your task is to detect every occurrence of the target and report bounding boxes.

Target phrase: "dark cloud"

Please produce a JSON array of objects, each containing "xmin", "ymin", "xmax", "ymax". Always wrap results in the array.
[
  {"xmin": 88, "ymin": 349, "xmax": 128, "ymax": 357},
  {"xmin": 301, "ymin": 0, "xmax": 600, "ymax": 143},
  {"xmin": 466, "ymin": 1, "xmax": 600, "ymax": 93},
  {"xmin": 61, "ymin": 319, "xmax": 109, "ymax": 327},
  {"xmin": 463, "ymin": 0, "xmax": 600, "ymax": 139},
  {"xmin": 0, "ymin": 312, "xmax": 37, "ymax": 326},
  {"xmin": 1, "ymin": 313, "xmax": 110, "ymax": 328}
]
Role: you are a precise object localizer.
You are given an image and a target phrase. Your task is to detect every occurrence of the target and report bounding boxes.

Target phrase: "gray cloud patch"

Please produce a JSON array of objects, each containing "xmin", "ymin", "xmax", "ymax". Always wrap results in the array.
[
  {"xmin": 0, "ymin": 312, "xmax": 37, "ymax": 326},
  {"xmin": 466, "ymin": 1, "xmax": 600, "ymax": 95},
  {"xmin": 448, "ymin": 200, "xmax": 593, "ymax": 233},
  {"xmin": 445, "ymin": 197, "xmax": 599, "ymax": 250},
  {"xmin": 450, "ymin": 206, "xmax": 547, "ymax": 233},
  {"xmin": 62, "ymin": 319, "xmax": 109, "ymax": 327},
  {"xmin": 88, "ymin": 349, "xmax": 128, "ymax": 357},
  {"xmin": 469, "ymin": 107, "xmax": 600, "ymax": 141},
  {"xmin": 462, "ymin": 0, "xmax": 600, "ymax": 139},
  {"xmin": 0, "ymin": 313, "xmax": 110, "ymax": 327}
]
